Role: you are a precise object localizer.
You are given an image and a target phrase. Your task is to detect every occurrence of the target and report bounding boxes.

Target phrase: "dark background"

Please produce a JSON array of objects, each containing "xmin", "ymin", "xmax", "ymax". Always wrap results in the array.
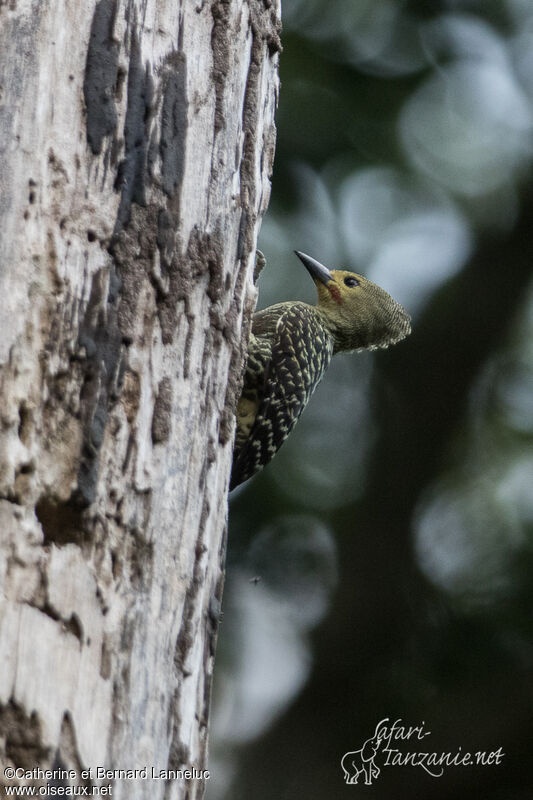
[{"xmin": 210, "ymin": 1, "xmax": 533, "ymax": 796}]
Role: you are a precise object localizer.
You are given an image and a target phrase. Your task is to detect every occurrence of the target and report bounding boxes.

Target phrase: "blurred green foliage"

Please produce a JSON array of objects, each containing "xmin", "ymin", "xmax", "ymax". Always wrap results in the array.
[{"xmin": 210, "ymin": 1, "xmax": 533, "ymax": 797}]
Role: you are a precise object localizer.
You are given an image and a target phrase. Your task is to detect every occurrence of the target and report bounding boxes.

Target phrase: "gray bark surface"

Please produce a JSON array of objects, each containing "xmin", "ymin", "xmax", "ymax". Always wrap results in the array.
[{"xmin": 0, "ymin": 1, "xmax": 280, "ymax": 797}]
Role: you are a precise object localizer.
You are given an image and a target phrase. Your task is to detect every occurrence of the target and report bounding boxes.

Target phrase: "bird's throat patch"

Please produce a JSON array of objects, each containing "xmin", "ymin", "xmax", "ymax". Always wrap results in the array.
[{"xmin": 329, "ymin": 284, "xmax": 342, "ymax": 304}]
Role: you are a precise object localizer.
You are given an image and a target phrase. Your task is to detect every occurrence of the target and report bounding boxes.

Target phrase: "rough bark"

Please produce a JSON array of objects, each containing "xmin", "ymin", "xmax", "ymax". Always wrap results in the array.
[{"xmin": 0, "ymin": 1, "xmax": 280, "ymax": 797}]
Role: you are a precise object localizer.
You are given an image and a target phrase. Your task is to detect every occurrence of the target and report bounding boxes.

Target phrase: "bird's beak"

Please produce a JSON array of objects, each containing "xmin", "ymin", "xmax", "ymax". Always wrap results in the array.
[{"xmin": 294, "ymin": 251, "xmax": 334, "ymax": 287}]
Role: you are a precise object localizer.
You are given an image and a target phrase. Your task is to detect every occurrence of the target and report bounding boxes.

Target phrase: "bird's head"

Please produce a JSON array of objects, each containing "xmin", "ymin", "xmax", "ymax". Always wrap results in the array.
[{"xmin": 295, "ymin": 251, "xmax": 411, "ymax": 353}]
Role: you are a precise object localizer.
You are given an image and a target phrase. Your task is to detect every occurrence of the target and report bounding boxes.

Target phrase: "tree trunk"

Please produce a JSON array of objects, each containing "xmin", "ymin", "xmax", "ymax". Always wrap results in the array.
[{"xmin": 0, "ymin": 1, "xmax": 280, "ymax": 797}]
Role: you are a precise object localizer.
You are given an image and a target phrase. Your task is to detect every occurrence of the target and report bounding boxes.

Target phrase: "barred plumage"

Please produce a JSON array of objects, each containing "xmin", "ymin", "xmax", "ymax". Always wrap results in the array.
[{"xmin": 230, "ymin": 251, "xmax": 411, "ymax": 490}]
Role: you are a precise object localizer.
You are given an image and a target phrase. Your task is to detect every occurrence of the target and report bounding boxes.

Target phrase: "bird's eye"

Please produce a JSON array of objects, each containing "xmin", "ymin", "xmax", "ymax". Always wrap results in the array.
[{"xmin": 344, "ymin": 276, "xmax": 359, "ymax": 288}]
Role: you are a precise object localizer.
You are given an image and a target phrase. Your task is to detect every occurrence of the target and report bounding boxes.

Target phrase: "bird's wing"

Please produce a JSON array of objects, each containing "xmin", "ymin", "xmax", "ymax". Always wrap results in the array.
[
  {"xmin": 230, "ymin": 303, "xmax": 333, "ymax": 489},
  {"xmin": 231, "ymin": 305, "xmax": 289, "ymax": 465},
  {"xmin": 251, "ymin": 302, "xmax": 292, "ymax": 338}
]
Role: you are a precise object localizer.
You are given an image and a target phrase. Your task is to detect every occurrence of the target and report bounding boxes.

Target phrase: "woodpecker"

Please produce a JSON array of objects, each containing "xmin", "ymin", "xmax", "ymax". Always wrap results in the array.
[{"xmin": 230, "ymin": 251, "xmax": 411, "ymax": 490}]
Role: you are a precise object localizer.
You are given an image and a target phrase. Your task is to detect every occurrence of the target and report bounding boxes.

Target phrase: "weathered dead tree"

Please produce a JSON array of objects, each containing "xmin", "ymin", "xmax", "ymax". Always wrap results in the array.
[{"xmin": 0, "ymin": 1, "xmax": 280, "ymax": 797}]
